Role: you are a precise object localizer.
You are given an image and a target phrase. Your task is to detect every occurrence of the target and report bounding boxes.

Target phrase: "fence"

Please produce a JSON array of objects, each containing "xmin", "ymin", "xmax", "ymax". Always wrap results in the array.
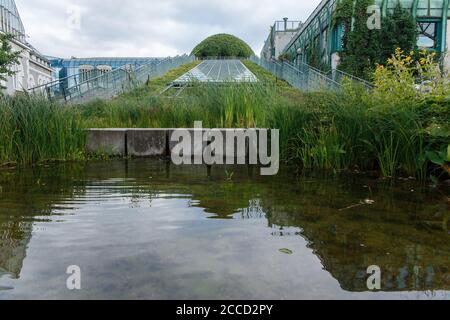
[
  {"xmin": 31, "ymin": 55, "xmax": 195, "ymax": 104},
  {"xmin": 250, "ymin": 56, "xmax": 341, "ymax": 91},
  {"xmin": 250, "ymin": 56, "xmax": 373, "ymax": 92}
]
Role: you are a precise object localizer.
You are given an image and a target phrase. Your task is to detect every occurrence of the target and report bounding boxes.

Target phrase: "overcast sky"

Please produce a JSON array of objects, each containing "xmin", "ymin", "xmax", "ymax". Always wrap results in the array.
[{"xmin": 16, "ymin": 0, "xmax": 320, "ymax": 58}]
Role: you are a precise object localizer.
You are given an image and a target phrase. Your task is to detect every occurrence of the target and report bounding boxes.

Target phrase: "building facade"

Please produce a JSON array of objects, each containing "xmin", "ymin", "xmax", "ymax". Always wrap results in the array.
[
  {"xmin": 0, "ymin": 0, "xmax": 52, "ymax": 94},
  {"xmin": 278, "ymin": 0, "xmax": 450, "ymax": 71},
  {"xmin": 261, "ymin": 18, "xmax": 303, "ymax": 60}
]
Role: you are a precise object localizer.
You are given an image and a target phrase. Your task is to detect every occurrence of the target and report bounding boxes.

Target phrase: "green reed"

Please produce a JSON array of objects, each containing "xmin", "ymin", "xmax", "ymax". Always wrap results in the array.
[
  {"xmin": 0, "ymin": 94, "xmax": 85, "ymax": 165},
  {"xmin": 0, "ymin": 61, "xmax": 443, "ymax": 180}
]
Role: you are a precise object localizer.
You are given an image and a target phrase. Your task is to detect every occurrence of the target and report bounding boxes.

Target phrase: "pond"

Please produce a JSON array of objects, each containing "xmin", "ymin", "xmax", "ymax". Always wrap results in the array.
[{"xmin": 0, "ymin": 159, "xmax": 448, "ymax": 300}]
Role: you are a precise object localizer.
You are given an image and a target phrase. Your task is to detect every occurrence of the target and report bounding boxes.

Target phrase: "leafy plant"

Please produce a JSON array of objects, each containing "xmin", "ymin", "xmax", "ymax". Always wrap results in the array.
[
  {"xmin": 0, "ymin": 34, "xmax": 22, "ymax": 90},
  {"xmin": 426, "ymin": 145, "xmax": 450, "ymax": 166},
  {"xmin": 335, "ymin": 0, "xmax": 417, "ymax": 79}
]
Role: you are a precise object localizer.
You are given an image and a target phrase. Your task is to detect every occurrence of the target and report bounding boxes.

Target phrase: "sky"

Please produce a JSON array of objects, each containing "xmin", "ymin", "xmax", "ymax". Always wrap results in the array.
[{"xmin": 16, "ymin": 0, "xmax": 321, "ymax": 59}]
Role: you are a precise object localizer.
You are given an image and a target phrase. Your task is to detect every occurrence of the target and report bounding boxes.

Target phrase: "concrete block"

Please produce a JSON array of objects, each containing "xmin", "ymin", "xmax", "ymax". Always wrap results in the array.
[
  {"xmin": 127, "ymin": 129, "xmax": 168, "ymax": 157},
  {"xmin": 86, "ymin": 129, "xmax": 127, "ymax": 156},
  {"xmin": 168, "ymin": 128, "xmax": 261, "ymax": 162},
  {"xmin": 168, "ymin": 129, "xmax": 207, "ymax": 157}
]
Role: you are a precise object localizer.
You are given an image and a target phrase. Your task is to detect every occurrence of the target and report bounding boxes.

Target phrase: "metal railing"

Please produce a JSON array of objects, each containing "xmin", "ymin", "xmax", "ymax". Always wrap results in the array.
[
  {"xmin": 196, "ymin": 56, "xmax": 248, "ymax": 61},
  {"xmin": 325, "ymin": 69, "xmax": 373, "ymax": 90},
  {"xmin": 250, "ymin": 56, "xmax": 373, "ymax": 92},
  {"xmin": 30, "ymin": 54, "xmax": 195, "ymax": 104},
  {"xmin": 250, "ymin": 56, "xmax": 341, "ymax": 91}
]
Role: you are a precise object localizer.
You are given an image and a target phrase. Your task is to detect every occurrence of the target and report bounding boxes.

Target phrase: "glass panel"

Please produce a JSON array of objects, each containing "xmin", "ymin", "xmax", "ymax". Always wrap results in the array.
[{"xmin": 417, "ymin": 22, "xmax": 438, "ymax": 48}]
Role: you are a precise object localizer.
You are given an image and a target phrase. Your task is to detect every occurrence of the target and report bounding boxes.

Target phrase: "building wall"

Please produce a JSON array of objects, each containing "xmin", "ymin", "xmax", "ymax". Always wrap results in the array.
[
  {"xmin": 274, "ymin": 31, "xmax": 300, "ymax": 59},
  {"xmin": 1, "ymin": 38, "xmax": 53, "ymax": 95},
  {"xmin": 282, "ymin": 0, "xmax": 450, "ymax": 72},
  {"xmin": 261, "ymin": 20, "xmax": 302, "ymax": 61},
  {"xmin": 0, "ymin": 0, "xmax": 52, "ymax": 94}
]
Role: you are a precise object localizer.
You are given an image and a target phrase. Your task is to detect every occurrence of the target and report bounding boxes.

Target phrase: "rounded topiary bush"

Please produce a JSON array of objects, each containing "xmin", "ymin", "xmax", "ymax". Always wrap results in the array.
[{"xmin": 191, "ymin": 34, "xmax": 254, "ymax": 58}]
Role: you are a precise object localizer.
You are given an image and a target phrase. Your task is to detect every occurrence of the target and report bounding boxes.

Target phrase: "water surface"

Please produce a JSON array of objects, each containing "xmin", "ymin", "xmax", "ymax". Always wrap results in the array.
[{"xmin": 0, "ymin": 160, "xmax": 449, "ymax": 300}]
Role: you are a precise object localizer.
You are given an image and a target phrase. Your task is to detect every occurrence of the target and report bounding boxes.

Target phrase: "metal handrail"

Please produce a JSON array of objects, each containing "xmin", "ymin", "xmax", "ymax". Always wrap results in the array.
[
  {"xmin": 251, "ymin": 55, "xmax": 373, "ymax": 91},
  {"xmin": 29, "ymin": 57, "xmax": 158, "ymax": 93},
  {"xmin": 196, "ymin": 56, "xmax": 249, "ymax": 61},
  {"xmin": 325, "ymin": 69, "xmax": 374, "ymax": 89},
  {"xmin": 285, "ymin": 60, "xmax": 341, "ymax": 86},
  {"xmin": 31, "ymin": 54, "xmax": 194, "ymax": 104},
  {"xmin": 250, "ymin": 56, "xmax": 341, "ymax": 91}
]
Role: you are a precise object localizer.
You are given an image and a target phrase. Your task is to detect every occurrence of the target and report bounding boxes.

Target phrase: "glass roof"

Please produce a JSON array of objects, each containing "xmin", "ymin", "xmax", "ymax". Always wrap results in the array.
[
  {"xmin": 173, "ymin": 60, "xmax": 258, "ymax": 84},
  {"xmin": 0, "ymin": 0, "xmax": 26, "ymax": 43},
  {"xmin": 50, "ymin": 57, "xmax": 159, "ymax": 69}
]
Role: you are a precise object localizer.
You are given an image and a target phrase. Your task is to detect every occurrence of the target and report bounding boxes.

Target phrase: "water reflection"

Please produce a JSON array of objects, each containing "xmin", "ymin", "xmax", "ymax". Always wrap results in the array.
[{"xmin": 0, "ymin": 159, "xmax": 448, "ymax": 299}]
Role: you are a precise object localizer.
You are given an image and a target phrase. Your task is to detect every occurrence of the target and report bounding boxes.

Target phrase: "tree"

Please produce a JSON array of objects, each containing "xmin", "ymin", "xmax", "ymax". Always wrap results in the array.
[
  {"xmin": 192, "ymin": 34, "xmax": 254, "ymax": 58},
  {"xmin": 337, "ymin": 0, "xmax": 382, "ymax": 79},
  {"xmin": 0, "ymin": 33, "xmax": 21, "ymax": 90},
  {"xmin": 378, "ymin": 3, "xmax": 417, "ymax": 64},
  {"xmin": 335, "ymin": 0, "xmax": 417, "ymax": 79}
]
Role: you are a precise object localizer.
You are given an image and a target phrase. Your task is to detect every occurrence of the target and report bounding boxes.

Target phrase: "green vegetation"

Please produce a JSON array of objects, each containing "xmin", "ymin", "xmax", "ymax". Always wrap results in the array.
[
  {"xmin": 0, "ymin": 94, "xmax": 85, "ymax": 165},
  {"xmin": 191, "ymin": 34, "xmax": 254, "ymax": 58},
  {"xmin": 0, "ymin": 54, "xmax": 448, "ymax": 181},
  {"xmin": 335, "ymin": 0, "xmax": 417, "ymax": 79},
  {"xmin": 0, "ymin": 34, "xmax": 22, "ymax": 90}
]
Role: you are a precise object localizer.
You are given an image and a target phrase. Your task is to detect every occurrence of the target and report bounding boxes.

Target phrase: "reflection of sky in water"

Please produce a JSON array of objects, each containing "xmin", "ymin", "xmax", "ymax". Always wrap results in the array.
[{"xmin": 0, "ymin": 160, "xmax": 449, "ymax": 300}]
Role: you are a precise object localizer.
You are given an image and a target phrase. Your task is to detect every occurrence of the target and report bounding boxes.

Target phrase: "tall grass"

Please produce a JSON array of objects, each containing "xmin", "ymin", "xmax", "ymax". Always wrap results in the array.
[
  {"xmin": 0, "ymin": 61, "xmax": 444, "ymax": 180},
  {"xmin": 80, "ymin": 82, "xmax": 280, "ymax": 129},
  {"xmin": 0, "ymin": 94, "xmax": 85, "ymax": 165}
]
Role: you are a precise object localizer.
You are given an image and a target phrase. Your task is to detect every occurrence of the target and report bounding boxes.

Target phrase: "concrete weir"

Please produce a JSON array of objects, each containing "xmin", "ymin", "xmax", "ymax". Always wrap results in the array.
[
  {"xmin": 86, "ymin": 128, "xmax": 268, "ymax": 159},
  {"xmin": 86, "ymin": 129, "xmax": 127, "ymax": 156},
  {"xmin": 127, "ymin": 129, "xmax": 167, "ymax": 156}
]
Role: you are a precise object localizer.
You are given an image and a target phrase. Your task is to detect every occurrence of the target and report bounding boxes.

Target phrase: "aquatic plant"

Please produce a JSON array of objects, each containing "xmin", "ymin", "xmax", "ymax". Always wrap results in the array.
[
  {"xmin": 0, "ymin": 58, "xmax": 447, "ymax": 180},
  {"xmin": 0, "ymin": 94, "xmax": 85, "ymax": 165}
]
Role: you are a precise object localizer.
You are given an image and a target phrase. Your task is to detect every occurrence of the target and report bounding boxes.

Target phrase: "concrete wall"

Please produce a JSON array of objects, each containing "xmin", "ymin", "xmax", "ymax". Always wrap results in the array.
[
  {"xmin": 86, "ymin": 129, "xmax": 266, "ymax": 161},
  {"xmin": 274, "ymin": 31, "xmax": 298, "ymax": 59}
]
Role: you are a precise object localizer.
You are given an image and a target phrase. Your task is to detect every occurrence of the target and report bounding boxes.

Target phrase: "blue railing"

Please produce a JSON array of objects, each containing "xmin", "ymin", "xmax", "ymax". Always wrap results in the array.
[{"xmin": 31, "ymin": 55, "xmax": 195, "ymax": 104}]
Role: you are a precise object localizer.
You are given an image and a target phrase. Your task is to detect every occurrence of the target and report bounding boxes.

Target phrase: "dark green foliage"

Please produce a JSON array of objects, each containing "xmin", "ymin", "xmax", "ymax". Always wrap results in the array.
[
  {"xmin": 278, "ymin": 52, "xmax": 293, "ymax": 62},
  {"xmin": 0, "ymin": 34, "xmax": 22, "ymax": 90},
  {"xmin": 379, "ymin": 3, "xmax": 417, "ymax": 64},
  {"xmin": 191, "ymin": 34, "xmax": 254, "ymax": 58},
  {"xmin": 0, "ymin": 94, "xmax": 85, "ymax": 165},
  {"xmin": 338, "ymin": 0, "xmax": 382, "ymax": 79},
  {"xmin": 336, "ymin": 0, "xmax": 417, "ymax": 79}
]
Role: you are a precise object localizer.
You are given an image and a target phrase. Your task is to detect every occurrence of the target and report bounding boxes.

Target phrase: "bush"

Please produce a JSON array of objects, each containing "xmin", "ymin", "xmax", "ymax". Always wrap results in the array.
[{"xmin": 191, "ymin": 34, "xmax": 254, "ymax": 58}]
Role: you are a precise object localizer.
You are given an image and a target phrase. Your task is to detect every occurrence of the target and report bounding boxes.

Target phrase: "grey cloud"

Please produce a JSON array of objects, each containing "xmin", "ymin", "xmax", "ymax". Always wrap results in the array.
[{"xmin": 16, "ymin": 0, "xmax": 320, "ymax": 58}]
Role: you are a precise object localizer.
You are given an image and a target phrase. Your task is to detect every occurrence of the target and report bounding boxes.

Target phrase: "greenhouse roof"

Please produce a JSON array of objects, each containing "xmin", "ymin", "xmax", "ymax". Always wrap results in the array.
[{"xmin": 173, "ymin": 60, "xmax": 258, "ymax": 84}]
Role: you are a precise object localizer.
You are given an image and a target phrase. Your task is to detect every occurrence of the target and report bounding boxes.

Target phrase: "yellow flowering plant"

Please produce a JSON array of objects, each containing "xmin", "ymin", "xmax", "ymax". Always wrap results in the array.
[{"xmin": 373, "ymin": 48, "xmax": 448, "ymax": 104}]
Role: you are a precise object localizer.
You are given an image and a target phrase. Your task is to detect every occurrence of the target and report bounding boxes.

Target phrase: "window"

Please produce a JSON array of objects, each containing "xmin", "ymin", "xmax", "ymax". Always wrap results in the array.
[
  {"xmin": 331, "ymin": 24, "xmax": 344, "ymax": 53},
  {"xmin": 321, "ymin": 28, "xmax": 329, "ymax": 63},
  {"xmin": 79, "ymin": 65, "xmax": 94, "ymax": 83},
  {"xmin": 417, "ymin": 21, "xmax": 440, "ymax": 50}
]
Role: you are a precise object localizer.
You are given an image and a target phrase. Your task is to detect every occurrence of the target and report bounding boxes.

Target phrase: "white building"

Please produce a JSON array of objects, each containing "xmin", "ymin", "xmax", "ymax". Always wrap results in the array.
[
  {"xmin": 0, "ymin": 0, "xmax": 52, "ymax": 95},
  {"xmin": 261, "ymin": 18, "xmax": 303, "ymax": 61}
]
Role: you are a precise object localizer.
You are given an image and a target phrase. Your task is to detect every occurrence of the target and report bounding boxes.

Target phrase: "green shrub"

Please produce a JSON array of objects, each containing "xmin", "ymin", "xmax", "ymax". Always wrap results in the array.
[{"xmin": 191, "ymin": 34, "xmax": 254, "ymax": 58}]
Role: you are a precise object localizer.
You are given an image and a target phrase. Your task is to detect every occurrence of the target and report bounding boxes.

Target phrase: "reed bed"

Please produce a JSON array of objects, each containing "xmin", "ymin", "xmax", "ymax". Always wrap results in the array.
[
  {"xmin": 0, "ymin": 61, "xmax": 447, "ymax": 180},
  {"xmin": 0, "ymin": 94, "xmax": 85, "ymax": 165}
]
